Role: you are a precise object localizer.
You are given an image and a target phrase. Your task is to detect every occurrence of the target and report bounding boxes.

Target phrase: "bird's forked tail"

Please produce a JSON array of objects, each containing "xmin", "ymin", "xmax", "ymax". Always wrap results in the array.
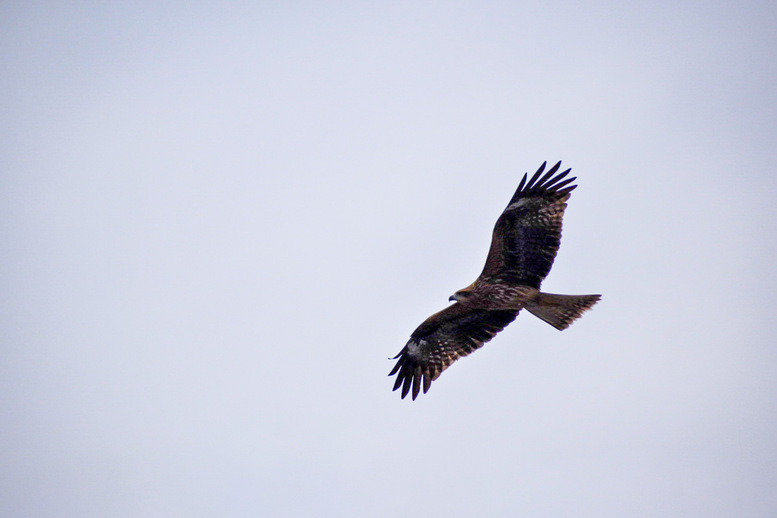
[{"xmin": 524, "ymin": 292, "xmax": 601, "ymax": 330}]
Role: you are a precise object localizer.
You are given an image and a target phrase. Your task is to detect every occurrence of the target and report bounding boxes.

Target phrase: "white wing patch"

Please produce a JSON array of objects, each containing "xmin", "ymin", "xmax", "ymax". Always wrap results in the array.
[
  {"xmin": 506, "ymin": 198, "xmax": 532, "ymax": 211},
  {"xmin": 406, "ymin": 339, "xmax": 425, "ymax": 357}
]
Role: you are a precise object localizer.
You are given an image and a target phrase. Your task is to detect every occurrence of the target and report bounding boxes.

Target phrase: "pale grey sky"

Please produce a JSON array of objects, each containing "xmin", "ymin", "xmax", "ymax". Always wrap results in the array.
[{"xmin": 2, "ymin": 2, "xmax": 777, "ymax": 517}]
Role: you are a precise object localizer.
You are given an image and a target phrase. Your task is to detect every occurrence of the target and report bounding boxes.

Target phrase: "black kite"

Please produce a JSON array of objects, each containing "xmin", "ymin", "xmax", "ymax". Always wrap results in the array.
[{"xmin": 389, "ymin": 161, "xmax": 600, "ymax": 399}]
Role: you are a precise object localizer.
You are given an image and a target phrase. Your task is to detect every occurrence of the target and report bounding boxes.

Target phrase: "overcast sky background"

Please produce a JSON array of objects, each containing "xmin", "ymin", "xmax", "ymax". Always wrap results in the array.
[{"xmin": 3, "ymin": 2, "xmax": 777, "ymax": 517}]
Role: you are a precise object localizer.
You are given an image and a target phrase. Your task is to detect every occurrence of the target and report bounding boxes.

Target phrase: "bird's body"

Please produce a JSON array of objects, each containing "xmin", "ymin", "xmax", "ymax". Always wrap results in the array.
[{"xmin": 389, "ymin": 161, "xmax": 600, "ymax": 399}]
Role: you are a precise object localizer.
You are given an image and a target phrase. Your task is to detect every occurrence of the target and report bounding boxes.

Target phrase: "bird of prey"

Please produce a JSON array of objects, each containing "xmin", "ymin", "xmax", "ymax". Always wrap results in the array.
[{"xmin": 389, "ymin": 161, "xmax": 600, "ymax": 400}]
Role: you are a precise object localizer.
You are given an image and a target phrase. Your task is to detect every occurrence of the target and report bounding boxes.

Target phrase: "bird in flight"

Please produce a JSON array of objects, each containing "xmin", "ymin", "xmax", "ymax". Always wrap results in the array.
[{"xmin": 389, "ymin": 161, "xmax": 600, "ymax": 400}]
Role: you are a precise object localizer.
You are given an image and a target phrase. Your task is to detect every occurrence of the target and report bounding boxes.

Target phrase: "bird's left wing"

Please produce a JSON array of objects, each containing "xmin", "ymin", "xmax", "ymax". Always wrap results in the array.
[
  {"xmin": 389, "ymin": 303, "xmax": 518, "ymax": 400},
  {"xmin": 479, "ymin": 161, "xmax": 577, "ymax": 289}
]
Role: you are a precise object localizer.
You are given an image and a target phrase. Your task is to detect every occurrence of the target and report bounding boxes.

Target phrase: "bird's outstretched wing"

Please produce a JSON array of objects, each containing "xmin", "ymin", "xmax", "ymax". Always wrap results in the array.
[
  {"xmin": 389, "ymin": 303, "xmax": 518, "ymax": 399},
  {"xmin": 479, "ymin": 161, "xmax": 577, "ymax": 289}
]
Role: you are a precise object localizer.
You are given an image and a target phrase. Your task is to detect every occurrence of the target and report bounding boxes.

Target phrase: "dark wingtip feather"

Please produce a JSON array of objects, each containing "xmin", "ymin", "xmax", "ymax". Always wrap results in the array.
[
  {"xmin": 389, "ymin": 348, "xmax": 438, "ymax": 400},
  {"xmin": 515, "ymin": 172, "xmax": 528, "ymax": 193},
  {"xmin": 392, "ymin": 367, "xmax": 405, "ymax": 391},
  {"xmin": 508, "ymin": 161, "xmax": 578, "ymax": 205},
  {"xmin": 411, "ymin": 366, "xmax": 421, "ymax": 400},
  {"xmin": 544, "ymin": 168, "xmax": 571, "ymax": 188},
  {"xmin": 400, "ymin": 377, "xmax": 411, "ymax": 398},
  {"xmin": 551, "ymin": 177, "xmax": 575, "ymax": 191},
  {"xmin": 537, "ymin": 161, "xmax": 561, "ymax": 186},
  {"xmin": 389, "ymin": 353, "xmax": 422, "ymax": 400},
  {"xmin": 524, "ymin": 172, "xmax": 540, "ymax": 190},
  {"xmin": 524, "ymin": 162, "xmax": 548, "ymax": 190}
]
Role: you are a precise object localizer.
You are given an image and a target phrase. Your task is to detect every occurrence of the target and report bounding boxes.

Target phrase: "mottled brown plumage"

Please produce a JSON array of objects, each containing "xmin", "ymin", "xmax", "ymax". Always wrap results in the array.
[{"xmin": 389, "ymin": 161, "xmax": 600, "ymax": 400}]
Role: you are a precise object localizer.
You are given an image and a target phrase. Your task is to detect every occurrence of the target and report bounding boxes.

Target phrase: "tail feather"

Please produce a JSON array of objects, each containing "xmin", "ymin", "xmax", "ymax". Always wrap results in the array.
[{"xmin": 524, "ymin": 292, "xmax": 601, "ymax": 330}]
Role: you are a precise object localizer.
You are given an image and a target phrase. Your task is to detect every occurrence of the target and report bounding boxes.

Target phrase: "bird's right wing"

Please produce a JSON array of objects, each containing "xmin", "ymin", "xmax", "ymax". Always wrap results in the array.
[{"xmin": 389, "ymin": 303, "xmax": 518, "ymax": 400}]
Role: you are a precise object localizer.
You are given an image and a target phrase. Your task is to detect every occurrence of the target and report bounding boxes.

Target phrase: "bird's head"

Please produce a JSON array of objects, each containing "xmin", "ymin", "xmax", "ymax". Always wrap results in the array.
[{"xmin": 449, "ymin": 284, "xmax": 476, "ymax": 302}]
